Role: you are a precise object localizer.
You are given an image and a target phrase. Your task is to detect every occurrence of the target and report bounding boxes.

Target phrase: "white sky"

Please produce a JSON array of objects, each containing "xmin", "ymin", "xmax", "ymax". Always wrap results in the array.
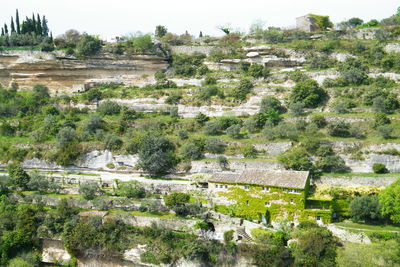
[{"xmin": 1, "ymin": 0, "xmax": 399, "ymax": 39}]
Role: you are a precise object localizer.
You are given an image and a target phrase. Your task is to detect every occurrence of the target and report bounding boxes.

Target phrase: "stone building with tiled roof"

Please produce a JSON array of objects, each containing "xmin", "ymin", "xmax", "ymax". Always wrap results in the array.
[{"xmin": 209, "ymin": 170, "xmax": 331, "ymax": 224}]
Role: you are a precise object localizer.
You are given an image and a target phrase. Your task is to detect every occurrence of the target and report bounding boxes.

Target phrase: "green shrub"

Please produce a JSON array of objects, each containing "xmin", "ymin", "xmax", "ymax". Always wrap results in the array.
[
  {"xmin": 76, "ymin": 34, "xmax": 102, "ymax": 57},
  {"xmin": 233, "ymin": 79, "xmax": 253, "ymax": 100},
  {"xmin": 290, "ymin": 79, "xmax": 326, "ymax": 108},
  {"xmin": 226, "ymin": 124, "xmax": 242, "ymax": 139},
  {"xmin": 377, "ymin": 125, "xmax": 394, "ymax": 139},
  {"xmin": 104, "ymin": 134, "xmax": 123, "ymax": 151},
  {"xmin": 164, "ymin": 193, "xmax": 190, "ymax": 208},
  {"xmin": 327, "ymin": 122, "xmax": 351, "ymax": 137},
  {"xmin": 118, "ymin": 181, "xmax": 146, "ymax": 198},
  {"xmin": 97, "ymin": 100, "xmax": 121, "ymax": 115},
  {"xmin": 248, "ymin": 64, "xmax": 270, "ymax": 78},
  {"xmin": 260, "ymin": 96, "xmax": 286, "ymax": 114},
  {"xmin": 205, "ymin": 138, "xmax": 225, "ymax": 154},
  {"xmin": 349, "ymin": 195, "xmax": 382, "ymax": 223},
  {"xmin": 181, "ymin": 144, "xmax": 203, "ymax": 160},
  {"xmin": 7, "ymin": 163, "xmax": 30, "ymax": 189},
  {"xmin": 79, "ymin": 182, "xmax": 100, "ymax": 200},
  {"xmin": 372, "ymin": 163, "xmax": 388, "ymax": 174}
]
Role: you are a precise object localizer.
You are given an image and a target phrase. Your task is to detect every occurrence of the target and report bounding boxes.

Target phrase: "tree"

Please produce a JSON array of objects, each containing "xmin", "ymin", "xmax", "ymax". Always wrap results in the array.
[
  {"xmin": 104, "ymin": 134, "xmax": 123, "ymax": 151},
  {"xmin": 76, "ymin": 34, "xmax": 102, "ymax": 57},
  {"xmin": 42, "ymin": 16, "xmax": 49, "ymax": 36},
  {"xmin": 7, "ymin": 163, "xmax": 30, "ymax": 188},
  {"xmin": 379, "ymin": 178, "xmax": 400, "ymax": 224},
  {"xmin": 327, "ymin": 121, "xmax": 351, "ymax": 137},
  {"xmin": 233, "ymin": 79, "xmax": 253, "ymax": 100},
  {"xmin": 338, "ymin": 58, "xmax": 368, "ymax": 86},
  {"xmin": 204, "ymin": 138, "xmax": 225, "ymax": 154},
  {"xmin": 79, "ymin": 182, "xmax": 100, "ymax": 200},
  {"xmin": 137, "ymin": 133, "xmax": 177, "ymax": 176},
  {"xmin": 260, "ymin": 96, "xmax": 285, "ymax": 114},
  {"xmin": 226, "ymin": 124, "xmax": 242, "ymax": 139},
  {"xmin": 316, "ymin": 155, "xmax": 348, "ymax": 173},
  {"xmin": 118, "ymin": 181, "xmax": 146, "ymax": 198},
  {"xmin": 349, "ymin": 195, "xmax": 381, "ymax": 223},
  {"xmin": 373, "ymin": 113, "xmax": 391, "ymax": 128},
  {"xmin": 347, "ymin": 18, "xmax": 364, "ymax": 28},
  {"xmin": 290, "ymin": 79, "xmax": 326, "ymax": 108},
  {"xmin": 97, "ymin": 100, "xmax": 121, "ymax": 115},
  {"xmin": 164, "ymin": 193, "xmax": 190, "ymax": 208},
  {"xmin": 56, "ymin": 127, "xmax": 76, "ymax": 148},
  {"xmin": 83, "ymin": 114, "xmax": 102, "ymax": 133},
  {"xmin": 16, "ymin": 9, "xmax": 20, "ymax": 34},
  {"xmin": 10, "ymin": 17, "xmax": 15, "ymax": 33},
  {"xmin": 155, "ymin": 25, "xmax": 168, "ymax": 38},
  {"xmin": 181, "ymin": 143, "xmax": 203, "ymax": 160},
  {"xmin": 278, "ymin": 148, "xmax": 313, "ymax": 171},
  {"xmin": 248, "ymin": 64, "xmax": 270, "ymax": 79},
  {"xmin": 377, "ymin": 125, "xmax": 394, "ymax": 139},
  {"xmin": 291, "ymin": 222, "xmax": 338, "ymax": 267}
]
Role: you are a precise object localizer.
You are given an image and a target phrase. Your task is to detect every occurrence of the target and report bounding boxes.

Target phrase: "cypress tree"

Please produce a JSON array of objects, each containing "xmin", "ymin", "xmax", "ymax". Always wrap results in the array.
[
  {"xmin": 10, "ymin": 17, "xmax": 16, "ymax": 33},
  {"xmin": 36, "ymin": 14, "xmax": 42, "ymax": 36},
  {"xmin": 32, "ymin": 14, "xmax": 37, "ymax": 34},
  {"xmin": 42, "ymin": 16, "xmax": 49, "ymax": 36},
  {"xmin": 4, "ymin": 24, "xmax": 8, "ymax": 34},
  {"xmin": 16, "ymin": 9, "xmax": 20, "ymax": 34},
  {"xmin": 199, "ymin": 31, "xmax": 203, "ymax": 38},
  {"xmin": 1, "ymin": 28, "xmax": 4, "ymax": 36}
]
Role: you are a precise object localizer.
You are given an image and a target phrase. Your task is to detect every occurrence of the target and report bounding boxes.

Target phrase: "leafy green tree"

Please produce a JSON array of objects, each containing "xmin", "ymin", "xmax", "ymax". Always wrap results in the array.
[
  {"xmin": 233, "ymin": 79, "xmax": 253, "ymax": 100},
  {"xmin": 83, "ymin": 114, "xmax": 103, "ymax": 133},
  {"xmin": 338, "ymin": 58, "xmax": 368, "ymax": 86},
  {"xmin": 260, "ymin": 96, "xmax": 286, "ymax": 114},
  {"xmin": 248, "ymin": 64, "xmax": 270, "ymax": 78},
  {"xmin": 78, "ymin": 182, "xmax": 100, "ymax": 200},
  {"xmin": 373, "ymin": 113, "xmax": 391, "ymax": 128},
  {"xmin": 377, "ymin": 125, "xmax": 394, "ymax": 139},
  {"xmin": 226, "ymin": 124, "xmax": 242, "ymax": 139},
  {"xmin": 164, "ymin": 193, "xmax": 190, "ymax": 208},
  {"xmin": 104, "ymin": 134, "xmax": 123, "ymax": 151},
  {"xmin": 7, "ymin": 163, "xmax": 30, "ymax": 188},
  {"xmin": 278, "ymin": 148, "xmax": 313, "ymax": 171},
  {"xmin": 316, "ymin": 155, "xmax": 347, "ymax": 173},
  {"xmin": 76, "ymin": 34, "xmax": 102, "ymax": 57},
  {"xmin": 380, "ymin": 178, "xmax": 400, "ymax": 224},
  {"xmin": 327, "ymin": 121, "xmax": 351, "ymax": 137},
  {"xmin": 181, "ymin": 143, "xmax": 203, "ymax": 160},
  {"xmin": 347, "ymin": 18, "xmax": 364, "ymax": 28},
  {"xmin": 204, "ymin": 138, "xmax": 225, "ymax": 154},
  {"xmin": 56, "ymin": 127, "xmax": 76, "ymax": 148},
  {"xmin": 291, "ymin": 222, "xmax": 338, "ymax": 267},
  {"xmin": 290, "ymin": 79, "xmax": 326, "ymax": 108},
  {"xmin": 349, "ymin": 195, "xmax": 382, "ymax": 223},
  {"xmin": 155, "ymin": 25, "xmax": 168, "ymax": 38},
  {"xmin": 137, "ymin": 133, "xmax": 177, "ymax": 176}
]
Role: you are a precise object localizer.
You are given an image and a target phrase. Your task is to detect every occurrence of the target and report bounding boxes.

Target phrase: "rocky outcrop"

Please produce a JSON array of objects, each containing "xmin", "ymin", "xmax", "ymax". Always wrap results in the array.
[
  {"xmin": 190, "ymin": 160, "xmax": 283, "ymax": 173},
  {"xmin": 326, "ymin": 224, "xmax": 371, "ymax": 244},
  {"xmin": 315, "ymin": 175, "xmax": 396, "ymax": 187},
  {"xmin": 0, "ymin": 50, "xmax": 168, "ymax": 93},
  {"xmin": 76, "ymin": 150, "xmax": 139, "ymax": 170}
]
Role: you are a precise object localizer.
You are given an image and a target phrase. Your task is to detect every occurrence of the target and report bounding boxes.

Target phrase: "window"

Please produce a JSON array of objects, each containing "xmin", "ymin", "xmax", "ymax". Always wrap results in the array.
[
  {"xmin": 262, "ymin": 186, "xmax": 270, "ymax": 192},
  {"xmin": 282, "ymin": 188, "xmax": 287, "ymax": 192},
  {"xmin": 290, "ymin": 199, "xmax": 294, "ymax": 204},
  {"xmin": 316, "ymin": 216, "xmax": 321, "ymax": 221},
  {"xmin": 265, "ymin": 202, "xmax": 270, "ymax": 207},
  {"xmin": 288, "ymin": 189, "xmax": 293, "ymax": 193},
  {"xmin": 225, "ymin": 185, "xmax": 228, "ymax": 189},
  {"xmin": 246, "ymin": 200, "xmax": 249, "ymax": 205},
  {"xmin": 244, "ymin": 185, "xmax": 250, "ymax": 190}
]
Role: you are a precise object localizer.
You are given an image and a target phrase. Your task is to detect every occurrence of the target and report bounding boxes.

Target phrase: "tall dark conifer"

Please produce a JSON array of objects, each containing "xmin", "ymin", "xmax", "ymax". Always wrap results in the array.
[
  {"xmin": 4, "ymin": 24, "xmax": 8, "ymax": 34},
  {"xmin": 16, "ymin": 9, "xmax": 20, "ymax": 34},
  {"xmin": 36, "ymin": 14, "xmax": 42, "ymax": 36},
  {"xmin": 10, "ymin": 17, "xmax": 16, "ymax": 33},
  {"xmin": 1, "ymin": 28, "xmax": 4, "ymax": 36},
  {"xmin": 32, "ymin": 14, "xmax": 37, "ymax": 34},
  {"xmin": 42, "ymin": 16, "xmax": 49, "ymax": 36}
]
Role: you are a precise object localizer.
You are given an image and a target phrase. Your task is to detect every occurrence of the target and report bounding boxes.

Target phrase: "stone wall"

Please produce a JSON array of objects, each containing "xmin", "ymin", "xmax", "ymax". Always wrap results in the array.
[
  {"xmin": 170, "ymin": 45, "xmax": 219, "ymax": 56},
  {"xmin": 314, "ymin": 175, "xmax": 396, "ymax": 187},
  {"xmin": 190, "ymin": 160, "xmax": 283, "ymax": 173},
  {"xmin": 0, "ymin": 50, "xmax": 167, "ymax": 93}
]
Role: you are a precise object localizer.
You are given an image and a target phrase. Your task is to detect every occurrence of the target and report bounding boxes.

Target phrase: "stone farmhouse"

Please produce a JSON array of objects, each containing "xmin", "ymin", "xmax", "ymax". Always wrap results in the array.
[{"xmin": 209, "ymin": 170, "xmax": 332, "ymax": 224}]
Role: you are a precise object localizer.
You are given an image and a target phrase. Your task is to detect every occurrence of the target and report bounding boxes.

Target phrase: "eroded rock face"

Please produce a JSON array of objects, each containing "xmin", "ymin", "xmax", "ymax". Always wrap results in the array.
[
  {"xmin": 75, "ymin": 150, "xmax": 139, "ymax": 170},
  {"xmin": 0, "ymin": 50, "xmax": 168, "ymax": 94}
]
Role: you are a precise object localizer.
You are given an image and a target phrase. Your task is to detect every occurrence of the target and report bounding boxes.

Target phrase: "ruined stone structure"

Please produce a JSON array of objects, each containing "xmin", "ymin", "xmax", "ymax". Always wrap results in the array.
[{"xmin": 296, "ymin": 15, "xmax": 319, "ymax": 32}]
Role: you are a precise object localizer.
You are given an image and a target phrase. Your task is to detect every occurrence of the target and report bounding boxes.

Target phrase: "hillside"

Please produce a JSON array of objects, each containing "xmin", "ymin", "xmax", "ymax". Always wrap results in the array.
[{"xmin": 1, "ymin": 9, "xmax": 400, "ymax": 267}]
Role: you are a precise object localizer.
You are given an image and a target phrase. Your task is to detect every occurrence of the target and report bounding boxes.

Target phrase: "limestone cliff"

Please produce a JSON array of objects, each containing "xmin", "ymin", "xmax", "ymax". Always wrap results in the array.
[{"xmin": 0, "ymin": 50, "xmax": 168, "ymax": 93}]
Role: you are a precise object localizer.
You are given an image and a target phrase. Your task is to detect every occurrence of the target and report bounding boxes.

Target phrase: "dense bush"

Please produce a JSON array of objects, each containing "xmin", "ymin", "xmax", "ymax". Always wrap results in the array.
[
  {"xmin": 78, "ymin": 182, "xmax": 100, "ymax": 200},
  {"xmin": 172, "ymin": 52, "xmax": 206, "ymax": 77},
  {"xmin": 7, "ymin": 164, "xmax": 30, "ymax": 188},
  {"xmin": 248, "ymin": 64, "xmax": 270, "ymax": 78},
  {"xmin": 181, "ymin": 143, "xmax": 203, "ymax": 160},
  {"xmin": 327, "ymin": 121, "xmax": 351, "ymax": 137},
  {"xmin": 226, "ymin": 124, "xmax": 242, "ymax": 139},
  {"xmin": 204, "ymin": 138, "xmax": 225, "ymax": 154},
  {"xmin": 233, "ymin": 79, "xmax": 253, "ymax": 100},
  {"xmin": 290, "ymin": 79, "xmax": 326, "ymax": 108},
  {"xmin": 372, "ymin": 163, "xmax": 388, "ymax": 174},
  {"xmin": 278, "ymin": 148, "xmax": 313, "ymax": 171},
  {"xmin": 117, "ymin": 181, "xmax": 146, "ymax": 198},
  {"xmin": 164, "ymin": 193, "xmax": 190, "ymax": 208},
  {"xmin": 260, "ymin": 96, "xmax": 286, "ymax": 114},
  {"xmin": 104, "ymin": 134, "xmax": 123, "ymax": 151},
  {"xmin": 97, "ymin": 100, "xmax": 121, "ymax": 115}
]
